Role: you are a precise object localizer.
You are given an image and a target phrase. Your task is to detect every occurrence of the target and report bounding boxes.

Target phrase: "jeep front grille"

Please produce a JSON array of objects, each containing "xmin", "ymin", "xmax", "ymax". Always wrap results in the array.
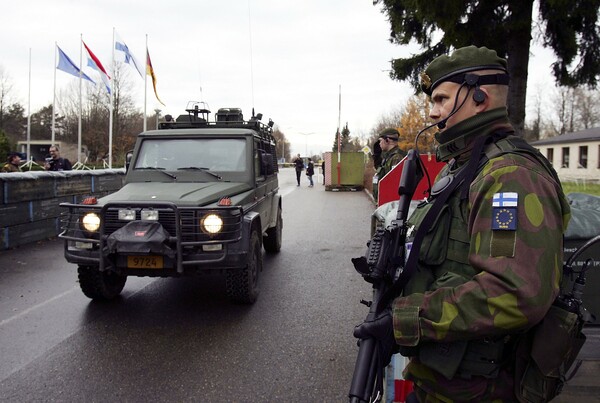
[{"xmin": 60, "ymin": 203, "xmax": 243, "ymax": 245}]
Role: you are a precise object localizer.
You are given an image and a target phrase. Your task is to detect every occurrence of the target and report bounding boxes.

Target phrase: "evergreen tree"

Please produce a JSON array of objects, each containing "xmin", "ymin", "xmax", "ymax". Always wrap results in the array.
[
  {"xmin": 0, "ymin": 129, "xmax": 12, "ymax": 160},
  {"xmin": 332, "ymin": 123, "xmax": 353, "ymax": 152},
  {"xmin": 374, "ymin": 0, "xmax": 600, "ymax": 135}
]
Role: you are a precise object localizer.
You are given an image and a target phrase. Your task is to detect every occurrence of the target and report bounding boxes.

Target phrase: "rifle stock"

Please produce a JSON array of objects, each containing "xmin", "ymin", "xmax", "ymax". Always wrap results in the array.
[{"xmin": 349, "ymin": 149, "xmax": 423, "ymax": 403}]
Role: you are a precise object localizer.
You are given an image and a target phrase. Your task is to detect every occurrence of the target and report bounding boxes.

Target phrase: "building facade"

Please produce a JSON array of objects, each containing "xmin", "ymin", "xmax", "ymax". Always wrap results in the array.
[{"xmin": 531, "ymin": 127, "xmax": 600, "ymax": 184}]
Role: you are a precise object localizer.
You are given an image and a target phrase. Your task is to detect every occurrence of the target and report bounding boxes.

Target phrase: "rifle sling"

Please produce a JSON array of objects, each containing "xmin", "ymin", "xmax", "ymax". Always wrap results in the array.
[{"xmin": 376, "ymin": 133, "xmax": 502, "ymax": 313}]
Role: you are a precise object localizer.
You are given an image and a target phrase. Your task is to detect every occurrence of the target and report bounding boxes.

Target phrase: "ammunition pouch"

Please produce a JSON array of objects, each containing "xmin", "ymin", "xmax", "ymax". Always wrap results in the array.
[
  {"xmin": 417, "ymin": 337, "xmax": 508, "ymax": 380},
  {"xmin": 514, "ymin": 304, "xmax": 586, "ymax": 403}
]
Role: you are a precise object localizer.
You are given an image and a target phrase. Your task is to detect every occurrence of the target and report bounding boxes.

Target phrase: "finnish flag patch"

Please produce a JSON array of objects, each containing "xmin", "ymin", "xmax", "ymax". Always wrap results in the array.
[{"xmin": 492, "ymin": 192, "xmax": 518, "ymax": 230}]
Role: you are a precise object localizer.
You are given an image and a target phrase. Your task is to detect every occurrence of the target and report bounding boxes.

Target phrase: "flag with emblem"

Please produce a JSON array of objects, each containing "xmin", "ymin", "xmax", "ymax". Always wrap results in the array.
[{"xmin": 492, "ymin": 192, "xmax": 518, "ymax": 230}]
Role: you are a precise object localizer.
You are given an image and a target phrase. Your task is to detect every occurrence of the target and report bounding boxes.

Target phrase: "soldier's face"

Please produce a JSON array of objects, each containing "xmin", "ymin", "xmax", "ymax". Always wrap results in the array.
[
  {"xmin": 429, "ymin": 82, "xmax": 477, "ymax": 131},
  {"xmin": 379, "ymin": 137, "xmax": 393, "ymax": 151}
]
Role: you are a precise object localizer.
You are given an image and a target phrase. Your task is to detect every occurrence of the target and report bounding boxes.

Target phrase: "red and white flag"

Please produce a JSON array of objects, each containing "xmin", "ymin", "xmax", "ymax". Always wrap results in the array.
[{"xmin": 83, "ymin": 41, "xmax": 111, "ymax": 95}]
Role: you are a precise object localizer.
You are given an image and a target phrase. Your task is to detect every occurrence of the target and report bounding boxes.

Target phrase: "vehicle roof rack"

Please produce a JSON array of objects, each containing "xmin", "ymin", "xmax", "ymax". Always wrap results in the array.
[{"xmin": 158, "ymin": 102, "xmax": 275, "ymax": 144}]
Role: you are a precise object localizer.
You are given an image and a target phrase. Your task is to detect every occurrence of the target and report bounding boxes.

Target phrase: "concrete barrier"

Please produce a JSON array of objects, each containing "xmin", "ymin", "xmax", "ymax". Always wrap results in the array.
[{"xmin": 0, "ymin": 169, "xmax": 125, "ymax": 250}]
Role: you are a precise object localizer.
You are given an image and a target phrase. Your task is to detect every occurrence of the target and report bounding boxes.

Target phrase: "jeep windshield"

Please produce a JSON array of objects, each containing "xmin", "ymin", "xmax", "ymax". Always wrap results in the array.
[{"xmin": 134, "ymin": 138, "xmax": 247, "ymax": 173}]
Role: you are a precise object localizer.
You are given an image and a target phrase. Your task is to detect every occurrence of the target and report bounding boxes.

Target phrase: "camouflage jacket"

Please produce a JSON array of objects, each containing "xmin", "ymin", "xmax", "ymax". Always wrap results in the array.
[
  {"xmin": 392, "ymin": 133, "xmax": 571, "ymax": 401},
  {"xmin": 1, "ymin": 162, "xmax": 21, "ymax": 173},
  {"xmin": 376, "ymin": 147, "xmax": 404, "ymax": 180}
]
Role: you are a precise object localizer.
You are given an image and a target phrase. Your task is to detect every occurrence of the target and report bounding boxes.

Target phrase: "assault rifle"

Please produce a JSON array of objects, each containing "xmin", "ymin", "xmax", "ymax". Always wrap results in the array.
[{"xmin": 349, "ymin": 149, "xmax": 423, "ymax": 403}]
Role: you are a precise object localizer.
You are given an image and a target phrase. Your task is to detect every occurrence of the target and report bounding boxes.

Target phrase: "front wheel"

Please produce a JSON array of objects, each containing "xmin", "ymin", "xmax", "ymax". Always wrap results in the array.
[
  {"xmin": 263, "ymin": 207, "xmax": 282, "ymax": 253},
  {"xmin": 226, "ymin": 231, "xmax": 262, "ymax": 304},
  {"xmin": 78, "ymin": 265, "xmax": 127, "ymax": 301}
]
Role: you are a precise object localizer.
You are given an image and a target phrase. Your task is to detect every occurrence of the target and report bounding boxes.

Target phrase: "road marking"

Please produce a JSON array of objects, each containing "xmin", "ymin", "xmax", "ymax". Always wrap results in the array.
[{"xmin": 0, "ymin": 287, "xmax": 77, "ymax": 328}]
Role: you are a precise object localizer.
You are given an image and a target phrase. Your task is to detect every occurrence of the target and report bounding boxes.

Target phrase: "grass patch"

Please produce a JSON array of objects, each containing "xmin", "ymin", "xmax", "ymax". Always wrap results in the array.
[{"xmin": 562, "ymin": 182, "xmax": 600, "ymax": 197}]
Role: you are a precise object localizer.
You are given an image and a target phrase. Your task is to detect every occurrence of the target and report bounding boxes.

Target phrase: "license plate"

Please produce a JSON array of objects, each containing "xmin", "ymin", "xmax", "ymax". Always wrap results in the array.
[{"xmin": 127, "ymin": 255, "xmax": 163, "ymax": 269}]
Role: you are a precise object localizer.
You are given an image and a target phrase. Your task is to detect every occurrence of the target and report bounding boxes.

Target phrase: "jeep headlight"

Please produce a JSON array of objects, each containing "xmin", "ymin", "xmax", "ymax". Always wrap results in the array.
[
  {"xmin": 81, "ymin": 212, "xmax": 101, "ymax": 233},
  {"xmin": 201, "ymin": 214, "xmax": 223, "ymax": 234}
]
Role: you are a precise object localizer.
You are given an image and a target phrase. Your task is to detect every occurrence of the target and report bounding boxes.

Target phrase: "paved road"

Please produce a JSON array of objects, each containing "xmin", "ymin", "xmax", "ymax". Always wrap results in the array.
[
  {"xmin": 1, "ymin": 167, "xmax": 598, "ymax": 402},
  {"xmin": 0, "ymin": 168, "xmax": 375, "ymax": 402}
]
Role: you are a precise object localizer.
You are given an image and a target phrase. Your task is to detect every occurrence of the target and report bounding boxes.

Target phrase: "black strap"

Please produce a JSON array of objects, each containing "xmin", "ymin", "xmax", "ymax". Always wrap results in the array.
[{"xmin": 377, "ymin": 133, "xmax": 497, "ymax": 311}]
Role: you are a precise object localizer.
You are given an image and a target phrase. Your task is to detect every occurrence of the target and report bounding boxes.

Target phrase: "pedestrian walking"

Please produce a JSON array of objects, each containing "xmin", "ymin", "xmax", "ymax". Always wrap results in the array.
[
  {"xmin": 306, "ymin": 157, "xmax": 314, "ymax": 187},
  {"xmin": 293, "ymin": 153, "xmax": 304, "ymax": 186}
]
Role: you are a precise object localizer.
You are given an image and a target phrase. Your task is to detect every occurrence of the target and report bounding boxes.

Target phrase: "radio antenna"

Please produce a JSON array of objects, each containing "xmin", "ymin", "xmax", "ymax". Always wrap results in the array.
[{"xmin": 247, "ymin": 0, "xmax": 255, "ymax": 110}]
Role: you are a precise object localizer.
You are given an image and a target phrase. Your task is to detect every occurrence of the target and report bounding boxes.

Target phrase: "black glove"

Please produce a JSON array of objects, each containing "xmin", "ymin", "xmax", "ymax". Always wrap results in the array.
[{"xmin": 354, "ymin": 308, "xmax": 398, "ymax": 366}]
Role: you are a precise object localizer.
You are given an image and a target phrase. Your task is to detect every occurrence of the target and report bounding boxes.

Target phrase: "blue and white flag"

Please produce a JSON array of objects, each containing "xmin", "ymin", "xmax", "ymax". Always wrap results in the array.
[
  {"xmin": 492, "ymin": 192, "xmax": 518, "ymax": 207},
  {"xmin": 114, "ymin": 31, "xmax": 144, "ymax": 78},
  {"xmin": 56, "ymin": 45, "xmax": 95, "ymax": 84}
]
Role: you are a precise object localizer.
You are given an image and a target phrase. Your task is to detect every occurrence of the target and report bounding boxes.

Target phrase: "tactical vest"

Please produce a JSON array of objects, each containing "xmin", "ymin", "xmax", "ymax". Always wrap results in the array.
[{"xmin": 403, "ymin": 134, "xmax": 562, "ymax": 380}]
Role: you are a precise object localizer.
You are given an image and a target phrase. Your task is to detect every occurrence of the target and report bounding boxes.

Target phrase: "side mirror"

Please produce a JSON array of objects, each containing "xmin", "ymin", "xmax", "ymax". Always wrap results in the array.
[{"xmin": 125, "ymin": 150, "xmax": 134, "ymax": 171}]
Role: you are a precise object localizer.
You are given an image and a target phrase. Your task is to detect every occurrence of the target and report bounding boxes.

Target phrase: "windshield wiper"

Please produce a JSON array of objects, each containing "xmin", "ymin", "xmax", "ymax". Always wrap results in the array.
[
  {"xmin": 177, "ymin": 166, "xmax": 222, "ymax": 180},
  {"xmin": 136, "ymin": 166, "xmax": 177, "ymax": 180}
]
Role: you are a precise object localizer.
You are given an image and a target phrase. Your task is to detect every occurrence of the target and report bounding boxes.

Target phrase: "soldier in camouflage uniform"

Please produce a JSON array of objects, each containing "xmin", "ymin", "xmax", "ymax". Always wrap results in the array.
[
  {"xmin": 373, "ymin": 128, "xmax": 405, "ymax": 202},
  {"xmin": 355, "ymin": 46, "xmax": 571, "ymax": 402}
]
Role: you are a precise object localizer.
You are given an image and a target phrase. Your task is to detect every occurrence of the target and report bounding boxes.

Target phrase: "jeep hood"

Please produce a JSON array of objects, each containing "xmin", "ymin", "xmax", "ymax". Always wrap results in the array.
[{"xmin": 99, "ymin": 182, "xmax": 253, "ymax": 206}]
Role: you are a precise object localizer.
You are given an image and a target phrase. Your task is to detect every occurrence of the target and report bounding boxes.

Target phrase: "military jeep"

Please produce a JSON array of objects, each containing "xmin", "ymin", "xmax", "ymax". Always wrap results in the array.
[{"xmin": 59, "ymin": 103, "xmax": 282, "ymax": 304}]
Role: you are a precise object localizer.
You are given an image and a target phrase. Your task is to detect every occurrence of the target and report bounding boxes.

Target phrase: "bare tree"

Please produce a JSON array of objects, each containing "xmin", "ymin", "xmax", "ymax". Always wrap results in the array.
[
  {"xmin": 111, "ymin": 63, "xmax": 142, "ymax": 164},
  {"xmin": 272, "ymin": 127, "xmax": 291, "ymax": 162},
  {"xmin": 52, "ymin": 63, "xmax": 142, "ymax": 165},
  {"xmin": 574, "ymin": 87, "xmax": 600, "ymax": 130},
  {"xmin": 0, "ymin": 66, "xmax": 15, "ymax": 134}
]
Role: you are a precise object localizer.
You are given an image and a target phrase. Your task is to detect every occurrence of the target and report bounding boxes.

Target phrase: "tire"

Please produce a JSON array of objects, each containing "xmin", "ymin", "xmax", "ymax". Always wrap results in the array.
[
  {"xmin": 263, "ymin": 207, "xmax": 282, "ymax": 253},
  {"xmin": 226, "ymin": 230, "xmax": 262, "ymax": 304},
  {"xmin": 77, "ymin": 265, "xmax": 127, "ymax": 301}
]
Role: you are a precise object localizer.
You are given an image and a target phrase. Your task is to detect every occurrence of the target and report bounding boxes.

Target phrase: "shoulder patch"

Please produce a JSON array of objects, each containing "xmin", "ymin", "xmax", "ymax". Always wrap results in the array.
[
  {"xmin": 492, "ymin": 192, "xmax": 518, "ymax": 207},
  {"xmin": 492, "ymin": 192, "xmax": 518, "ymax": 231}
]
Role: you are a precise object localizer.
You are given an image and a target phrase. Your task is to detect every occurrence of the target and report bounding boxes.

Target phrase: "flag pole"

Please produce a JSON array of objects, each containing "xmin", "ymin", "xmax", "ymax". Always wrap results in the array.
[
  {"xmin": 52, "ymin": 44, "xmax": 56, "ymax": 145},
  {"xmin": 77, "ymin": 34, "xmax": 83, "ymax": 165},
  {"xmin": 108, "ymin": 28, "xmax": 115, "ymax": 169},
  {"xmin": 143, "ymin": 34, "xmax": 148, "ymax": 132},
  {"xmin": 337, "ymin": 84, "xmax": 341, "ymax": 186},
  {"xmin": 27, "ymin": 48, "xmax": 32, "ymax": 164}
]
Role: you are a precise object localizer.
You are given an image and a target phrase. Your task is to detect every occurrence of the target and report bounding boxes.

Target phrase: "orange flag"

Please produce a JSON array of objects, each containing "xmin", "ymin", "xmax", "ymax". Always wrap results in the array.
[{"xmin": 146, "ymin": 49, "xmax": 165, "ymax": 106}]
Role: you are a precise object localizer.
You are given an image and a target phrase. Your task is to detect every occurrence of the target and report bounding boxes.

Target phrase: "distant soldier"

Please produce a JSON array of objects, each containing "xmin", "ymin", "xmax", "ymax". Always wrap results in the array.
[
  {"xmin": 2, "ymin": 153, "xmax": 22, "ymax": 173},
  {"xmin": 354, "ymin": 46, "xmax": 571, "ymax": 402},
  {"xmin": 373, "ymin": 128, "xmax": 405, "ymax": 201}
]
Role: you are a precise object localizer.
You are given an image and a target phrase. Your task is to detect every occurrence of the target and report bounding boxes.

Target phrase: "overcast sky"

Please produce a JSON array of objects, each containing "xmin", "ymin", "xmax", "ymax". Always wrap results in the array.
[{"xmin": 2, "ymin": 0, "xmax": 556, "ymax": 156}]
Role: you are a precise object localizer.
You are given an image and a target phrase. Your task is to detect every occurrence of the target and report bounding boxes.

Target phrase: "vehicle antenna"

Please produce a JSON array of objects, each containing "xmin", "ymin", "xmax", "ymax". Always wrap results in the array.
[{"xmin": 247, "ymin": 0, "xmax": 255, "ymax": 110}]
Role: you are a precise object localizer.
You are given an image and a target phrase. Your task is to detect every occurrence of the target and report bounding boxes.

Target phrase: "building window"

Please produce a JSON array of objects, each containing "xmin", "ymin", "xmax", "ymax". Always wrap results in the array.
[
  {"xmin": 578, "ymin": 146, "xmax": 588, "ymax": 169},
  {"xmin": 561, "ymin": 147, "xmax": 570, "ymax": 168},
  {"xmin": 547, "ymin": 148, "xmax": 554, "ymax": 165}
]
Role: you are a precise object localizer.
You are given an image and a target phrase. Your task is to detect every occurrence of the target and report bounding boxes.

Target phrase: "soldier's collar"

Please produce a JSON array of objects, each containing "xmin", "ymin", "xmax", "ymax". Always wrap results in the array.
[{"xmin": 435, "ymin": 108, "xmax": 511, "ymax": 162}]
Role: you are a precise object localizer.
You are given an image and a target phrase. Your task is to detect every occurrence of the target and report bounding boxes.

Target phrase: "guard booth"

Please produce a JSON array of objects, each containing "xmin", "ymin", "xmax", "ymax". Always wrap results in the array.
[{"xmin": 323, "ymin": 151, "xmax": 365, "ymax": 191}]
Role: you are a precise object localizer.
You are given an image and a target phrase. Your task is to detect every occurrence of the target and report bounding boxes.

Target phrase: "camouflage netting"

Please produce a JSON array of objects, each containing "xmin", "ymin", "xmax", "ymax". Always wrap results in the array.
[{"xmin": 565, "ymin": 193, "xmax": 600, "ymax": 240}]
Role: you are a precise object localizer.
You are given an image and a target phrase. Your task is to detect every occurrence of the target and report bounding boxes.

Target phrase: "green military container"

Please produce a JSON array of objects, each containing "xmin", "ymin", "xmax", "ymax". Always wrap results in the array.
[{"xmin": 323, "ymin": 151, "xmax": 366, "ymax": 191}]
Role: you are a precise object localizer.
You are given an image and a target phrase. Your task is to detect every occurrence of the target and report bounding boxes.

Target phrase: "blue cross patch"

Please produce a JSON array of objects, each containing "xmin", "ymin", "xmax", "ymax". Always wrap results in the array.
[{"xmin": 492, "ymin": 192, "xmax": 518, "ymax": 231}]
